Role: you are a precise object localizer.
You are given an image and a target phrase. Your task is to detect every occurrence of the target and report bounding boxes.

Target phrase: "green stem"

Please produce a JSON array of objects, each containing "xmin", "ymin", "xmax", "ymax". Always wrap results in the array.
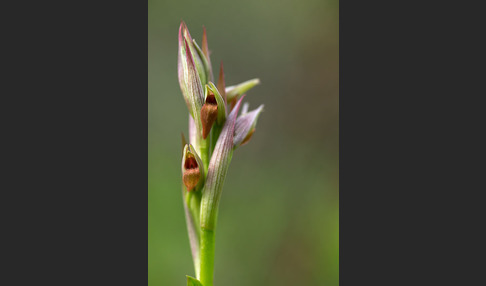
[
  {"xmin": 199, "ymin": 228, "xmax": 215, "ymax": 286},
  {"xmin": 186, "ymin": 192, "xmax": 202, "ymax": 236},
  {"xmin": 194, "ymin": 123, "xmax": 222, "ymax": 286},
  {"xmin": 184, "ymin": 190, "xmax": 202, "ymax": 277},
  {"xmin": 197, "ymin": 134, "xmax": 210, "ymax": 175},
  {"xmin": 209, "ymin": 124, "xmax": 223, "ymax": 154}
]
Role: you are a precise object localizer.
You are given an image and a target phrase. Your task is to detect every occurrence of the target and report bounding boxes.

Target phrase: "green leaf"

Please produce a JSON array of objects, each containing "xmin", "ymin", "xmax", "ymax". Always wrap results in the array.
[
  {"xmin": 187, "ymin": 276, "xmax": 203, "ymax": 286},
  {"xmin": 225, "ymin": 78, "xmax": 260, "ymax": 101}
]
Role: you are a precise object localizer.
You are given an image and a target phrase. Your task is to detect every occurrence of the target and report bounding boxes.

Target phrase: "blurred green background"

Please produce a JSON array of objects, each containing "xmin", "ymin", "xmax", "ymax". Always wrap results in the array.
[{"xmin": 148, "ymin": 0, "xmax": 338, "ymax": 285}]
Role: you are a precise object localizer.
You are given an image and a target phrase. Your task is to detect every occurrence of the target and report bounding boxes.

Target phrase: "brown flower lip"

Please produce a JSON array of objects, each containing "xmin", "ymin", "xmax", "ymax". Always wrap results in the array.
[
  {"xmin": 183, "ymin": 155, "xmax": 200, "ymax": 191},
  {"xmin": 200, "ymin": 92, "xmax": 218, "ymax": 139}
]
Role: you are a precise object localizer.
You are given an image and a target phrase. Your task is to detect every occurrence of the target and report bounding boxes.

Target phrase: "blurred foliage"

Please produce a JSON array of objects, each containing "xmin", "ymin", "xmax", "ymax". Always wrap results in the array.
[{"xmin": 148, "ymin": 0, "xmax": 338, "ymax": 285}]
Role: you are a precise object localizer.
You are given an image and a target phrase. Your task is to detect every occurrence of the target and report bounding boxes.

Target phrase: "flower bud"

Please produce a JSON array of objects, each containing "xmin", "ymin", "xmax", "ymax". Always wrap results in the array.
[
  {"xmin": 179, "ymin": 22, "xmax": 207, "ymax": 85},
  {"xmin": 178, "ymin": 25, "xmax": 204, "ymax": 134}
]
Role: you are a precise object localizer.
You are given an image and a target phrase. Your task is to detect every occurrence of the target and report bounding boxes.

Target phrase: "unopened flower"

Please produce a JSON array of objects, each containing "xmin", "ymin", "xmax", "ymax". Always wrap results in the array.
[
  {"xmin": 179, "ymin": 22, "xmax": 210, "ymax": 86},
  {"xmin": 178, "ymin": 31, "xmax": 204, "ymax": 133}
]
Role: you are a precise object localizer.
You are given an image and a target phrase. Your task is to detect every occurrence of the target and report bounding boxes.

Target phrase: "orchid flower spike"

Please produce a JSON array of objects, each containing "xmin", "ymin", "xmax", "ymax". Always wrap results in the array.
[{"xmin": 177, "ymin": 21, "xmax": 264, "ymax": 286}]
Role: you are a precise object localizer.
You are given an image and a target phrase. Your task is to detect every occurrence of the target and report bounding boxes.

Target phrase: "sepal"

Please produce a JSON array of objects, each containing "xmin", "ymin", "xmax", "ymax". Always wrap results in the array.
[
  {"xmin": 193, "ymin": 38, "xmax": 213, "ymax": 84},
  {"xmin": 233, "ymin": 104, "xmax": 264, "ymax": 147},
  {"xmin": 225, "ymin": 78, "xmax": 260, "ymax": 101}
]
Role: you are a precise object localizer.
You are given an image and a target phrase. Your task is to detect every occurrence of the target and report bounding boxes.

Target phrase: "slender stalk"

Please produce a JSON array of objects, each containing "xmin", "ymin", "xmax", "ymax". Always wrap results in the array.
[
  {"xmin": 209, "ymin": 124, "xmax": 223, "ymax": 154},
  {"xmin": 199, "ymin": 228, "xmax": 215, "ymax": 286},
  {"xmin": 184, "ymin": 190, "xmax": 202, "ymax": 277},
  {"xmin": 197, "ymin": 134, "xmax": 210, "ymax": 174},
  {"xmin": 186, "ymin": 192, "xmax": 202, "ymax": 236}
]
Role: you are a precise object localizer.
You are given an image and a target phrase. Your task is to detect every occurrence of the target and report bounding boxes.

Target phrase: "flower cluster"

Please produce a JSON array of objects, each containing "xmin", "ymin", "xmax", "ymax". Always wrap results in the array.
[{"xmin": 177, "ymin": 21, "xmax": 263, "ymax": 286}]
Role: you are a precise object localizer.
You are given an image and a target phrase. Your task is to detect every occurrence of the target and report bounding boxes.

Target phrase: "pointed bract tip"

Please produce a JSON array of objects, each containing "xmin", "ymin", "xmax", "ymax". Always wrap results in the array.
[
  {"xmin": 229, "ymin": 94, "xmax": 243, "ymax": 111},
  {"xmin": 179, "ymin": 21, "xmax": 194, "ymax": 48},
  {"xmin": 178, "ymin": 21, "xmax": 187, "ymax": 42},
  {"xmin": 232, "ymin": 94, "xmax": 246, "ymax": 117},
  {"xmin": 218, "ymin": 61, "xmax": 226, "ymax": 103},
  {"xmin": 202, "ymin": 26, "xmax": 209, "ymax": 59}
]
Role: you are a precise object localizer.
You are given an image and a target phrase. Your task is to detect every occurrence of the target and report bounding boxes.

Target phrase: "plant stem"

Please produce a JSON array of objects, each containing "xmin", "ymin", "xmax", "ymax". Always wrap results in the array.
[
  {"xmin": 197, "ymin": 134, "xmax": 210, "ymax": 175},
  {"xmin": 199, "ymin": 228, "xmax": 215, "ymax": 286},
  {"xmin": 184, "ymin": 189, "xmax": 202, "ymax": 278},
  {"xmin": 209, "ymin": 124, "xmax": 223, "ymax": 154}
]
